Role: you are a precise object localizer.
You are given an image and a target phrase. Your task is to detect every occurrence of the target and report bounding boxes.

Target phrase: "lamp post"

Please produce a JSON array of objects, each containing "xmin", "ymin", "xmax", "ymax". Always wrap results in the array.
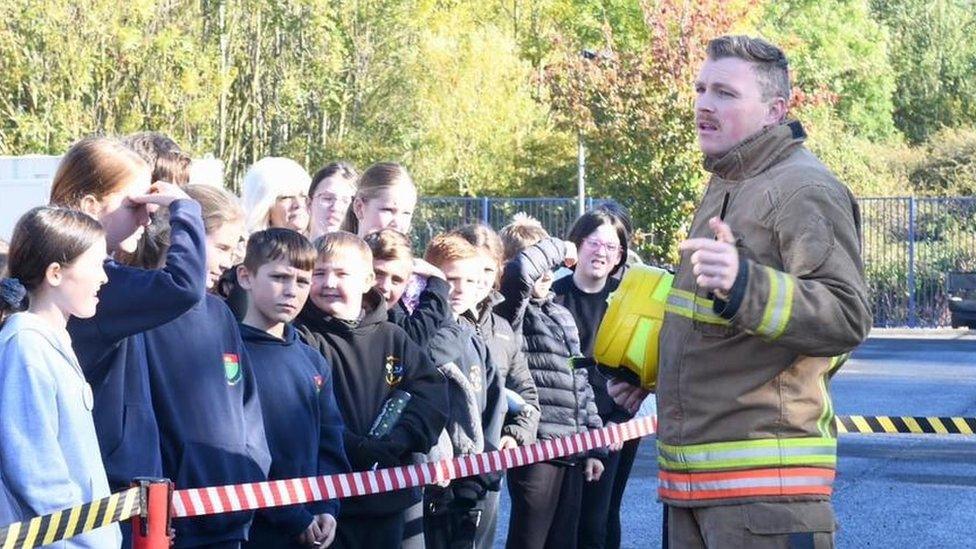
[{"xmin": 577, "ymin": 49, "xmax": 608, "ymax": 217}]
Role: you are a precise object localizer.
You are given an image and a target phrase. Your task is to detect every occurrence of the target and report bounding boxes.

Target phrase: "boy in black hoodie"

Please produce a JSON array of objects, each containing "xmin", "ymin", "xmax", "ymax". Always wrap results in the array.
[
  {"xmin": 294, "ymin": 231, "xmax": 448, "ymax": 549},
  {"xmin": 237, "ymin": 229, "xmax": 350, "ymax": 548},
  {"xmin": 421, "ymin": 233, "xmax": 506, "ymax": 549},
  {"xmin": 364, "ymin": 228, "xmax": 453, "ymax": 348}
]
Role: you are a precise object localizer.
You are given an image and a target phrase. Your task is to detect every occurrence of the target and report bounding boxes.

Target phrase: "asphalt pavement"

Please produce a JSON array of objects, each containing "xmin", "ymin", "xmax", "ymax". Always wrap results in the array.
[{"xmin": 493, "ymin": 330, "xmax": 976, "ymax": 547}]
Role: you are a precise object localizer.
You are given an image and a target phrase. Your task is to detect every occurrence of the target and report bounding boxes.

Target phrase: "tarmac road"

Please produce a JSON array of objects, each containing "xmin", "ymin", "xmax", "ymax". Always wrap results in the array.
[{"xmin": 493, "ymin": 331, "xmax": 976, "ymax": 547}]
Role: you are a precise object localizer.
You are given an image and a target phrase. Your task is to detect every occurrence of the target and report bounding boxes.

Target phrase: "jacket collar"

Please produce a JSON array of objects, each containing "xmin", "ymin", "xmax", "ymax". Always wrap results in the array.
[
  {"xmin": 467, "ymin": 290, "xmax": 505, "ymax": 327},
  {"xmin": 297, "ymin": 288, "xmax": 388, "ymax": 335},
  {"xmin": 703, "ymin": 120, "xmax": 806, "ymax": 181},
  {"xmin": 239, "ymin": 322, "xmax": 298, "ymax": 345}
]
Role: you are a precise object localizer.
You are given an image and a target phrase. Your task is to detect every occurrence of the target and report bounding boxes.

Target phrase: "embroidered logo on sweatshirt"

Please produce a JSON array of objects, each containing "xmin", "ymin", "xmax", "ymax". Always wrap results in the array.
[
  {"xmin": 223, "ymin": 353, "xmax": 242, "ymax": 386},
  {"xmin": 385, "ymin": 355, "xmax": 404, "ymax": 387},
  {"xmin": 313, "ymin": 375, "xmax": 324, "ymax": 393}
]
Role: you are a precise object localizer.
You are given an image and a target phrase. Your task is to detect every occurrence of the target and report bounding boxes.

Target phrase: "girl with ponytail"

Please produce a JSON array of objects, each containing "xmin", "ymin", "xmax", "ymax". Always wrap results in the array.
[{"xmin": 0, "ymin": 207, "xmax": 120, "ymax": 548}]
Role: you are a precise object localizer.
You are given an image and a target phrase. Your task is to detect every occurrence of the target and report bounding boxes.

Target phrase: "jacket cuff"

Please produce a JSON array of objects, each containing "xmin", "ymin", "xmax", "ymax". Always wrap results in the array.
[
  {"xmin": 724, "ymin": 259, "xmax": 798, "ymax": 341},
  {"xmin": 713, "ymin": 257, "xmax": 749, "ymax": 320}
]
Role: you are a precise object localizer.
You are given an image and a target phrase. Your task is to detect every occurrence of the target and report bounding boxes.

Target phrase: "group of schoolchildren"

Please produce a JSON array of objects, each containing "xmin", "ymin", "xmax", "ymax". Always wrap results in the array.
[{"xmin": 0, "ymin": 132, "xmax": 643, "ymax": 549}]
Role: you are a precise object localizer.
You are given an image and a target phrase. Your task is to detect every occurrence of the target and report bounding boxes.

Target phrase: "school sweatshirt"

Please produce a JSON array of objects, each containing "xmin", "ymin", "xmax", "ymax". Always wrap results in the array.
[
  {"xmin": 240, "ymin": 323, "xmax": 350, "ymax": 548},
  {"xmin": 425, "ymin": 320, "xmax": 505, "ymax": 508},
  {"xmin": 67, "ymin": 199, "xmax": 207, "ymax": 490},
  {"xmin": 294, "ymin": 290, "xmax": 448, "ymax": 518},
  {"xmin": 143, "ymin": 294, "xmax": 271, "ymax": 548},
  {"xmin": 0, "ymin": 313, "xmax": 122, "ymax": 549}
]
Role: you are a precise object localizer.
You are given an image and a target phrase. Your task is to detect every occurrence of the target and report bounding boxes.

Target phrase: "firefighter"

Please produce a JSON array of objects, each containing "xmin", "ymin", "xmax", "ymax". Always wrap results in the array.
[{"xmin": 610, "ymin": 35, "xmax": 872, "ymax": 548}]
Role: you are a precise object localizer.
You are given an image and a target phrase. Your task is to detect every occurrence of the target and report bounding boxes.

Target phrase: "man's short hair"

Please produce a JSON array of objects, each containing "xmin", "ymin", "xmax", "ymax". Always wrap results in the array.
[
  {"xmin": 707, "ymin": 35, "xmax": 791, "ymax": 102},
  {"xmin": 313, "ymin": 231, "xmax": 373, "ymax": 267},
  {"xmin": 364, "ymin": 229, "xmax": 413, "ymax": 263},
  {"xmin": 499, "ymin": 214, "xmax": 549, "ymax": 261},
  {"xmin": 424, "ymin": 232, "xmax": 480, "ymax": 269},
  {"xmin": 243, "ymin": 228, "xmax": 316, "ymax": 273}
]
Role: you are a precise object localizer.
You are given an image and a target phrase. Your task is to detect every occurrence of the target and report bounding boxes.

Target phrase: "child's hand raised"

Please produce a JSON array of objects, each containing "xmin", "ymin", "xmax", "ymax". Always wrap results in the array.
[
  {"xmin": 129, "ymin": 181, "xmax": 191, "ymax": 208},
  {"xmin": 412, "ymin": 258, "xmax": 445, "ymax": 280},
  {"xmin": 563, "ymin": 240, "xmax": 578, "ymax": 268}
]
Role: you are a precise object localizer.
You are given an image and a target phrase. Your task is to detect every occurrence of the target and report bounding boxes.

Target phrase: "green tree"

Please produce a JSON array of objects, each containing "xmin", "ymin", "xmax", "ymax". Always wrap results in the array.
[
  {"xmin": 545, "ymin": 0, "xmax": 757, "ymax": 262},
  {"xmin": 870, "ymin": 0, "xmax": 976, "ymax": 143},
  {"xmin": 756, "ymin": 0, "xmax": 898, "ymax": 141}
]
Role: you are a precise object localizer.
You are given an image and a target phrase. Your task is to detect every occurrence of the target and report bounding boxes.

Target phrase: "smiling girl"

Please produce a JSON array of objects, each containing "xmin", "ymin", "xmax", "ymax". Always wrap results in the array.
[{"xmin": 0, "ymin": 207, "xmax": 119, "ymax": 548}]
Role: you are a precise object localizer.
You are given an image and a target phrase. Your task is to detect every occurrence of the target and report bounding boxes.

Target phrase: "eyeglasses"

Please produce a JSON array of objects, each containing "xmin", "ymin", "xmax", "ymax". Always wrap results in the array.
[
  {"xmin": 312, "ymin": 192, "xmax": 353, "ymax": 207},
  {"xmin": 582, "ymin": 238, "xmax": 621, "ymax": 254}
]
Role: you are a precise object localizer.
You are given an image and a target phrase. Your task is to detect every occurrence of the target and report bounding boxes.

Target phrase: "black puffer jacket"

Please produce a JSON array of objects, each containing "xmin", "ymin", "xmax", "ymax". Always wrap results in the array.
[
  {"xmin": 461, "ymin": 291, "xmax": 540, "ymax": 446},
  {"xmin": 496, "ymin": 238, "xmax": 604, "ymax": 449}
]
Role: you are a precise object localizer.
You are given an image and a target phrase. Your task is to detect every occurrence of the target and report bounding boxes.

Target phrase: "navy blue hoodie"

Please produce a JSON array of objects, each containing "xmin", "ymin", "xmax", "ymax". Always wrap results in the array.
[
  {"xmin": 144, "ymin": 294, "xmax": 271, "ymax": 547},
  {"xmin": 240, "ymin": 323, "xmax": 350, "ymax": 548},
  {"xmin": 67, "ymin": 199, "xmax": 207, "ymax": 490},
  {"xmin": 294, "ymin": 290, "xmax": 448, "ymax": 518}
]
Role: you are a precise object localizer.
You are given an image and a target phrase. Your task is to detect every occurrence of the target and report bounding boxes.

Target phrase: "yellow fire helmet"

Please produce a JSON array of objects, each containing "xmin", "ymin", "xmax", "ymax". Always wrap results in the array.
[{"xmin": 594, "ymin": 264, "xmax": 674, "ymax": 390}]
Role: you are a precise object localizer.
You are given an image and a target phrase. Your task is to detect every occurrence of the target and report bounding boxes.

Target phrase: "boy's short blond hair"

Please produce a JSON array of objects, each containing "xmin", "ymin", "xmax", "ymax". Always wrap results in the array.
[
  {"xmin": 499, "ymin": 213, "xmax": 549, "ymax": 261},
  {"xmin": 424, "ymin": 232, "xmax": 480, "ymax": 269},
  {"xmin": 313, "ymin": 231, "xmax": 373, "ymax": 266},
  {"xmin": 364, "ymin": 228, "xmax": 413, "ymax": 263}
]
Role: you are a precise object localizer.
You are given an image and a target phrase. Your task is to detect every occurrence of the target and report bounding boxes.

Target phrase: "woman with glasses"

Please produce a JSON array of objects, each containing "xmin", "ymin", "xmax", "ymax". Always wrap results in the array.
[
  {"xmin": 552, "ymin": 207, "xmax": 636, "ymax": 549},
  {"xmin": 308, "ymin": 162, "xmax": 358, "ymax": 240}
]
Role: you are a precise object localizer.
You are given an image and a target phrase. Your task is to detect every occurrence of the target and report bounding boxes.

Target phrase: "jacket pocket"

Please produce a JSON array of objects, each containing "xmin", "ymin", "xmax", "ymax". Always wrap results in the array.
[{"xmin": 744, "ymin": 501, "xmax": 836, "ymax": 535}]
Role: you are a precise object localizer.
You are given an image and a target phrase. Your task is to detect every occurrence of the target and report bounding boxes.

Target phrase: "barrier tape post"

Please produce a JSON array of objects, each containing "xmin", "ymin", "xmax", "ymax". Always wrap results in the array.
[{"xmin": 130, "ymin": 478, "xmax": 173, "ymax": 549}]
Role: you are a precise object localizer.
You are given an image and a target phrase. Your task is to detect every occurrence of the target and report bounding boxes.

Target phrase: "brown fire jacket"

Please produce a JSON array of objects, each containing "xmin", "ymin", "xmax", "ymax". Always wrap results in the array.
[{"xmin": 656, "ymin": 120, "xmax": 872, "ymax": 507}]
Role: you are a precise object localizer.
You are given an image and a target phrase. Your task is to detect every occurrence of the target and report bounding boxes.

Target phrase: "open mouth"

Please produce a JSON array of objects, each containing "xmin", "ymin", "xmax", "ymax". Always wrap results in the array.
[{"xmin": 697, "ymin": 121, "xmax": 719, "ymax": 132}]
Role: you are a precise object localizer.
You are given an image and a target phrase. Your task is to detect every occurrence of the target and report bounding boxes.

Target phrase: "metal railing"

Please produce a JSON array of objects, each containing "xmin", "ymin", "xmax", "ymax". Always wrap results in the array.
[{"xmin": 415, "ymin": 196, "xmax": 976, "ymax": 328}]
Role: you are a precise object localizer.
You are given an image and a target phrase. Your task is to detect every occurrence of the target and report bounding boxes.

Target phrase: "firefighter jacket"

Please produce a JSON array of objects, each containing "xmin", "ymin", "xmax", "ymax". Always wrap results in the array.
[{"xmin": 656, "ymin": 120, "xmax": 873, "ymax": 507}]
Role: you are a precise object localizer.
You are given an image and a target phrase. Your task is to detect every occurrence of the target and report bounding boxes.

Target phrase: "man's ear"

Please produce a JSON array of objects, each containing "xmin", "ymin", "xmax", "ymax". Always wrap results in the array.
[
  {"xmin": 363, "ymin": 270, "xmax": 376, "ymax": 289},
  {"xmin": 44, "ymin": 262, "xmax": 63, "ymax": 287},
  {"xmin": 766, "ymin": 96, "xmax": 789, "ymax": 125},
  {"xmin": 237, "ymin": 264, "xmax": 253, "ymax": 291},
  {"xmin": 78, "ymin": 195, "xmax": 102, "ymax": 217}
]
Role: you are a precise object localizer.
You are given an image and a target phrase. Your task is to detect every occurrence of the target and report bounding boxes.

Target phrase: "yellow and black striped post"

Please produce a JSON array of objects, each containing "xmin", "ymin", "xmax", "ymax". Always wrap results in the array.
[
  {"xmin": 837, "ymin": 415, "xmax": 976, "ymax": 435},
  {"xmin": 0, "ymin": 487, "xmax": 140, "ymax": 549}
]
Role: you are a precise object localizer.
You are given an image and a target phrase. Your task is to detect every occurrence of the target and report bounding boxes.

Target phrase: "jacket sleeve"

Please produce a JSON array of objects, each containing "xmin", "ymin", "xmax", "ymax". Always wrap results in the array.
[
  {"xmin": 0, "ymin": 335, "xmax": 84, "ymax": 517},
  {"xmin": 387, "ymin": 336, "xmax": 448, "ymax": 455},
  {"xmin": 398, "ymin": 277, "xmax": 453, "ymax": 348},
  {"xmin": 496, "ymin": 238, "xmax": 567, "ymax": 333},
  {"xmin": 426, "ymin": 323, "xmax": 464, "ymax": 368},
  {"xmin": 308, "ymin": 356, "xmax": 349, "ymax": 520},
  {"xmin": 502, "ymin": 339, "xmax": 540, "ymax": 445},
  {"xmin": 72, "ymin": 199, "xmax": 207, "ymax": 369},
  {"xmin": 715, "ymin": 184, "xmax": 872, "ymax": 356}
]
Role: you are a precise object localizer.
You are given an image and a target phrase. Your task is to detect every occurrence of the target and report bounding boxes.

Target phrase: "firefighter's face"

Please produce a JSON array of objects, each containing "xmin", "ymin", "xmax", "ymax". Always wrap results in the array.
[{"xmin": 694, "ymin": 57, "xmax": 786, "ymax": 158}]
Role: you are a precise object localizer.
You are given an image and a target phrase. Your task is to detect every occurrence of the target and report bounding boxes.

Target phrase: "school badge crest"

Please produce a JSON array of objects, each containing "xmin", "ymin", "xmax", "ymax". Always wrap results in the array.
[
  {"xmin": 224, "ymin": 353, "xmax": 242, "ymax": 386},
  {"xmin": 385, "ymin": 355, "xmax": 404, "ymax": 387}
]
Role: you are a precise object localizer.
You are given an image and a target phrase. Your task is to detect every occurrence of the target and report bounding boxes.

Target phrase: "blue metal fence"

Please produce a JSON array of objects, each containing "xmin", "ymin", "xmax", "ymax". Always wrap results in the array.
[{"xmin": 416, "ymin": 196, "xmax": 976, "ymax": 328}]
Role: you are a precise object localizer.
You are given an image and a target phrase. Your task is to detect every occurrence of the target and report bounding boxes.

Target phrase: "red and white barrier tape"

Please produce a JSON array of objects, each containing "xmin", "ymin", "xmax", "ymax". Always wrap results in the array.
[{"xmin": 172, "ymin": 415, "xmax": 658, "ymax": 518}]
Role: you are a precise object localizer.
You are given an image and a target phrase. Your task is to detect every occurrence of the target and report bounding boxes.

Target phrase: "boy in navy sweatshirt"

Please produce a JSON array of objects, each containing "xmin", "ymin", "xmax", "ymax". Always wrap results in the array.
[
  {"xmin": 294, "ymin": 231, "xmax": 448, "ymax": 549},
  {"xmin": 421, "ymin": 233, "xmax": 506, "ymax": 549},
  {"xmin": 237, "ymin": 229, "xmax": 349, "ymax": 548}
]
